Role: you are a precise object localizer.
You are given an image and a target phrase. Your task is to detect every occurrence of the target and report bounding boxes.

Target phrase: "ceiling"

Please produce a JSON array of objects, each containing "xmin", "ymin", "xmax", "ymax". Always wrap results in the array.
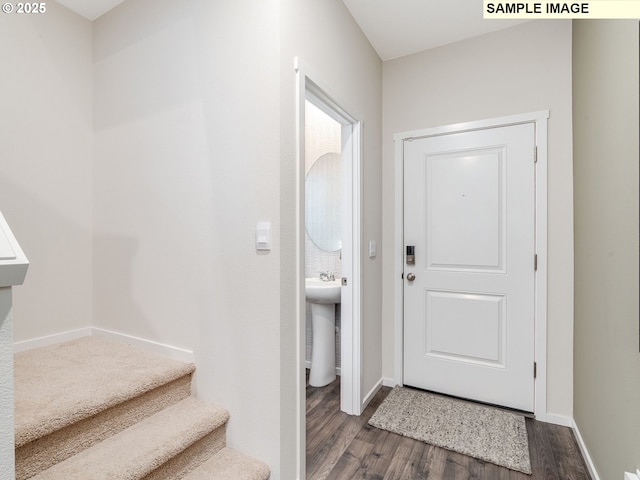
[
  {"xmin": 55, "ymin": 0, "xmax": 124, "ymax": 20},
  {"xmin": 341, "ymin": 0, "xmax": 530, "ymax": 60},
  {"xmin": 55, "ymin": 0, "xmax": 529, "ymax": 61}
]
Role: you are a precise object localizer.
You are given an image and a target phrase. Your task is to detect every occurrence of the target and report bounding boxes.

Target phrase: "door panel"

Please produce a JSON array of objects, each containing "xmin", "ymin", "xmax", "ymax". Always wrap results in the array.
[
  {"xmin": 403, "ymin": 123, "xmax": 535, "ymax": 412},
  {"xmin": 425, "ymin": 290, "xmax": 506, "ymax": 367},
  {"xmin": 427, "ymin": 148, "xmax": 505, "ymax": 271}
]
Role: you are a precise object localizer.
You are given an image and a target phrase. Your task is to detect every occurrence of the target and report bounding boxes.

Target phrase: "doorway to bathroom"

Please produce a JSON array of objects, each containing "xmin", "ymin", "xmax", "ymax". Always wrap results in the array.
[
  {"xmin": 296, "ymin": 60, "xmax": 363, "ymax": 427},
  {"xmin": 304, "ymin": 100, "xmax": 344, "ymax": 392}
]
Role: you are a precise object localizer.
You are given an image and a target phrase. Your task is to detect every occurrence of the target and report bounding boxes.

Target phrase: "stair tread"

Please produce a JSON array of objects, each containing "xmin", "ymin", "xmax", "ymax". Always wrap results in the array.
[
  {"xmin": 183, "ymin": 447, "xmax": 270, "ymax": 480},
  {"xmin": 14, "ymin": 336, "xmax": 195, "ymax": 446},
  {"xmin": 31, "ymin": 397, "xmax": 229, "ymax": 480}
]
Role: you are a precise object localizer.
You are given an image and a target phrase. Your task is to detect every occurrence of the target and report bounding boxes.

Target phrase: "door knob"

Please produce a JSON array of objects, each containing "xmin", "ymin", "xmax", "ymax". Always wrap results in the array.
[{"xmin": 406, "ymin": 273, "xmax": 416, "ymax": 281}]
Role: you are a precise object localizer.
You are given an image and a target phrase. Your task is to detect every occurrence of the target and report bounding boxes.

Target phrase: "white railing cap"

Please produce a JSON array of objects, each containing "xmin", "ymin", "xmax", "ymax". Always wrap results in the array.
[{"xmin": 0, "ymin": 211, "xmax": 29, "ymax": 287}]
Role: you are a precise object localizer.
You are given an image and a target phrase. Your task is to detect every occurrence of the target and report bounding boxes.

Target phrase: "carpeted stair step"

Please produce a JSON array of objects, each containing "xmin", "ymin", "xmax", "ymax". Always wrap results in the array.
[
  {"xmin": 14, "ymin": 336, "xmax": 196, "ymax": 479},
  {"xmin": 183, "ymin": 447, "xmax": 270, "ymax": 480},
  {"xmin": 30, "ymin": 396, "xmax": 230, "ymax": 480}
]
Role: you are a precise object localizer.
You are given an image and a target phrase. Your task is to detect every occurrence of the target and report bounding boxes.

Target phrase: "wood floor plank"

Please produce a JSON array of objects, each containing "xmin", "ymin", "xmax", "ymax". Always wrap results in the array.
[
  {"xmin": 349, "ymin": 427, "xmax": 403, "ymax": 479},
  {"xmin": 480, "ymin": 460, "xmax": 527, "ymax": 480},
  {"xmin": 466, "ymin": 456, "xmax": 486, "ymax": 480},
  {"xmin": 308, "ymin": 385, "xmax": 391, "ymax": 479},
  {"xmin": 547, "ymin": 423, "xmax": 591, "ymax": 480},
  {"xmin": 307, "ymin": 411, "xmax": 360, "ymax": 477},
  {"xmin": 307, "ymin": 372, "xmax": 340, "ymax": 414},
  {"xmin": 422, "ymin": 444, "xmax": 449, "ymax": 479},
  {"xmin": 526, "ymin": 417, "xmax": 562, "ymax": 480},
  {"xmin": 306, "ymin": 376, "xmax": 592, "ymax": 480},
  {"xmin": 442, "ymin": 450, "xmax": 480, "ymax": 480},
  {"xmin": 382, "ymin": 435, "xmax": 428, "ymax": 479},
  {"xmin": 391, "ymin": 437, "xmax": 433, "ymax": 479},
  {"xmin": 306, "ymin": 383, "xmax": 342, "ymax": 446},
  {"xmin": 325, "ymin": 438, "xmax": 376, "ymax": 480}
]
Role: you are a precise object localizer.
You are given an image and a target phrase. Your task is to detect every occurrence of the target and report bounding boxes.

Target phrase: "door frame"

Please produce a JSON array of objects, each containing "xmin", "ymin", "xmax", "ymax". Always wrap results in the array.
[
  {"xmin": 295, "ymin": 58, "xmax": 363, "ymax": 417},
  {"xmin": 393, "ymin": 110, "xmax": 550, "ymax": 419}
]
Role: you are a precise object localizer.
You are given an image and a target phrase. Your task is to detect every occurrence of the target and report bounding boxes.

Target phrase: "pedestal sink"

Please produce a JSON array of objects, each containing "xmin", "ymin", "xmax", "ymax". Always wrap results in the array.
[{"xmin": 305, "ymin": 278, "xmax": 341, "ymax": 387}]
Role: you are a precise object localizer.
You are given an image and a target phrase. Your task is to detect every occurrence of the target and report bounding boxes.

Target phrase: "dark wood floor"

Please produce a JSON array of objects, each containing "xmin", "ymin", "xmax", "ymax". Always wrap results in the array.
[{"xmin": 306, "ymin": 376, "xmax": 592, "ymax": 480}]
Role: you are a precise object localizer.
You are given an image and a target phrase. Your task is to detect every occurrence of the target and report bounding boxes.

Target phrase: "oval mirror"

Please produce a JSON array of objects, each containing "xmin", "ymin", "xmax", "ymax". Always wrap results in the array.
[{"xmin": 305, "ymin": 152, "xmax": 341, "ymax": 252}]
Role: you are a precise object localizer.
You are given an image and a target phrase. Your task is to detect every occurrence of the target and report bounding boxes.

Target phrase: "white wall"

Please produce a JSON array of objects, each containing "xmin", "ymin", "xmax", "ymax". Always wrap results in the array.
[
  {"xmin": 279, "ymin": 0, "xmax": 383, "ymax": 477},
  {"xmin": 92, "ymin": 0, "xmax": 281, "ymax": 474},
  {"xmin": 382, "ymin": 20, "xmax": 575, "ymax": 419},
  {"xmin": 573, "ymin": 20, "xmax": 640, "ymax": 480},
  {"xmin": 0, "ymin": 3, "xmax": 93, "ymax": 341}
]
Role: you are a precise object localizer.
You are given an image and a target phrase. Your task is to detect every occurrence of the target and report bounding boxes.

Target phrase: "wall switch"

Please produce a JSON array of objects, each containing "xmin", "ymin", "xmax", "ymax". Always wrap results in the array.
[
  {"xmin": 256, "ymin": 222, "xmax": 271, "ymax": 251},
  {"xmin": 369, "ymin": 240, "xmax": 377, "ymax": 258}
]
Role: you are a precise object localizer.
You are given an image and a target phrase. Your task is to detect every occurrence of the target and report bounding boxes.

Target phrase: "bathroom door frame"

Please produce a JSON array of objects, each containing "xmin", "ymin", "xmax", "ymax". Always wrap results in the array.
[{"xmin": 295, "ymin": 58, "xmax": 363, "ymax": 417}]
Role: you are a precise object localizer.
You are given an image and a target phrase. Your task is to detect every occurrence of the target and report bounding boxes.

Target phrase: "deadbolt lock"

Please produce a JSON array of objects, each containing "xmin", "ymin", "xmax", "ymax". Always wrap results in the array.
[{"xmin": 406, "ymin": 245, "xmax": 415, "ymax": 265}]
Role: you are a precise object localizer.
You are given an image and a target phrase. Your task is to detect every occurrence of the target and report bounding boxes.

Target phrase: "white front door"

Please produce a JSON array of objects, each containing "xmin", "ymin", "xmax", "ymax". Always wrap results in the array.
[{"xmin": 403, "ymin": 123, "xmax": 536, "ymax": 412}]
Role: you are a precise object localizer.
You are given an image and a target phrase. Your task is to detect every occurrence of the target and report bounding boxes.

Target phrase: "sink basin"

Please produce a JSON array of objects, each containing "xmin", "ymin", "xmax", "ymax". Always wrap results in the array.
[{"xmin": 305, "ymin": 278, "xmax": 341, "ymax": 304}]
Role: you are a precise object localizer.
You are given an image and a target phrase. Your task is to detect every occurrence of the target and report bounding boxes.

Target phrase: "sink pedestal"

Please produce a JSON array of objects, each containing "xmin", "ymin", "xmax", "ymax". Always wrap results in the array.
[
  {"xmin": 309, "ymin": 303, "xmax": 336, "ymax": 387},
  {"xmin": 305, "ymin": 278, "xmax": 341, "ymax": 388}
]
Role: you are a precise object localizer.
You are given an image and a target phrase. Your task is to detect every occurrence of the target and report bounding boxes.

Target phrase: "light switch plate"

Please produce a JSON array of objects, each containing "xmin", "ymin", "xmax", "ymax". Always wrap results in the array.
[{"xmin": 256, "ymin": 222, "xmax": 271, "ymax": 251}]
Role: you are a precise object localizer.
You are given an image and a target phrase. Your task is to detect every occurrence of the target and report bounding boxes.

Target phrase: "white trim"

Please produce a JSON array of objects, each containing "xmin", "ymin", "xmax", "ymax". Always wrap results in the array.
[
  {"xmin": 393, "ymin": 111, "xmax": 550, "ymax": 418},
  {"xmin": 540, "ymin": 413, "xmax": 573, "ymax": 427},
  {"xmin": 361, "ymin": 379, "xmax": 382, "ymax": 411},
  {"xmin": 393, "ymin": 111, "xmax": 550, "ymax": 140},
  {"xmin": 294, "ymin": 59, "xmax": 307, "ymax": 480},
  {"xmin": 294, "ymin": 57, "xmax": 364, "ymax": 480},
  {"xmin": 533, "ymin": 112, "xmax": 549, "ymax": 423},
  {"xmin": 13, "ymin": 327, "xmax": 194, "ymax": 364},
  {"xmin": 342, "ymin": 118, "xmax": 363, "ymax": 416},
  {"xmin": 92, "ymin": 328, "xmax": 195, "ymax": 363},
  {"xmin": 572, "ymin": 418, "xmax": 601, "ymax": 480},
  {"xmin": 383, "ymin": 377, "xmax": 399, "ymax": 388},
  {"xmin": 13, "ymin": 327, "xmax": 92, "ymax": 352},
  {"xmin": 295, "ymin": 58, "xmax": 363, "ymax": 415},
  {"xmin": 393, "ymin": 134, "xmax": 404, "ymax": 388}
]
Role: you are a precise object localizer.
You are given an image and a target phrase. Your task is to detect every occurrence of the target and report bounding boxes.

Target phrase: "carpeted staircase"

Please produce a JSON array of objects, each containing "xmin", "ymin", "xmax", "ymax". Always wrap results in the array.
[{"xmin": 13, "ymin": 336, "xmax": 270, "ymax": 480}]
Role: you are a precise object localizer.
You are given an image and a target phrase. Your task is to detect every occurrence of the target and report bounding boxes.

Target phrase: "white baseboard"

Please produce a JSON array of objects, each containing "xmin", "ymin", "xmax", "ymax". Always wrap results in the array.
[
  {"xmin": 538, "ymin": 412, "xmax": 573, "ymax": 427},
  {"xmin": 92, "ymin": 328, "xmax": 194, "ymax": 363},
  {"xmin": 572, "ymin": 418, "xmax": 601, "ymax": 480},
  {"xmin": 13, "ymin": 327, "xmax": 195, "ymax": 364},
  {"xmin": 361, "ymin": 379, "xmax": 383, "ymax": 411},
  {"xmin": 383, "ymin": 377, "xmax": 398, "ymax": 388},
  {"xmin": 13, "ymin": 327, "xmax": 92, "ymax": 352}
]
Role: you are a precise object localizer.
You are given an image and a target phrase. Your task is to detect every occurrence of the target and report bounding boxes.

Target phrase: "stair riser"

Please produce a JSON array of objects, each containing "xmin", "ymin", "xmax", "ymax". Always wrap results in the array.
[
  {"xmin": 143, "ymin": 424, "xmax": 227, "ymax": 480},
  {"xmin": 16, "ymin": 374, "xmax": 192, "ymax": 480}
]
